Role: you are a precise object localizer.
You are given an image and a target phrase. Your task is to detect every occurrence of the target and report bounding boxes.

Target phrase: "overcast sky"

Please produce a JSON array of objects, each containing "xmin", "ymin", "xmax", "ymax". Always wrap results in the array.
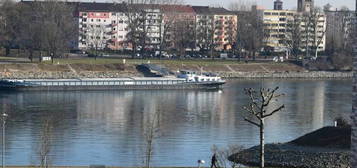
[{"xmin": 184, "ymin": 0, "xmax": 356, "ymax": 10}]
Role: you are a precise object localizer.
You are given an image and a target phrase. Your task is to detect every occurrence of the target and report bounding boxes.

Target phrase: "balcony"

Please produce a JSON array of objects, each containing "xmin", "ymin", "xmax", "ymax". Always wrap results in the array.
[{"xmin": 110, "ymin": 23, "xmax": 118, "ymax": 27}]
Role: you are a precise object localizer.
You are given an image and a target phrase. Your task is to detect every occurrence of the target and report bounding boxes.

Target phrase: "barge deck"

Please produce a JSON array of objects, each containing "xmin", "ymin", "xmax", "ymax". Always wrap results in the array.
[{"xmin": 0, "ymin": 77, "xmax": 225, "ymax": 91}]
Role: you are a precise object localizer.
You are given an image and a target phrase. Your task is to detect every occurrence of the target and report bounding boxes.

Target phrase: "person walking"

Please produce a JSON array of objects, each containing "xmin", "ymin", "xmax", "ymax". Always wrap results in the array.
[{"xmin": 210, "ymin": 153, "xmax": 218, "ymax": 168}]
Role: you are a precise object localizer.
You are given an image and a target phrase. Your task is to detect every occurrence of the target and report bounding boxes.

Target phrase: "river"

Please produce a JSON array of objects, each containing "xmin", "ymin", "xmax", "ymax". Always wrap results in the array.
[{"xmin": 0, "ymin": 79, "xmax": 351, "ymax": 166}]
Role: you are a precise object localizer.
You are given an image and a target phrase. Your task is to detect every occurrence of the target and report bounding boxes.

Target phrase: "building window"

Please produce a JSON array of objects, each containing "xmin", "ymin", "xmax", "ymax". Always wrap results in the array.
[
  {"xmin": 83, "ymin": 18, "xmax": 87, "ymax": 22},
  {"xmin": 112, "ymin": 13, "xmax": 116, "ymax": 16}
]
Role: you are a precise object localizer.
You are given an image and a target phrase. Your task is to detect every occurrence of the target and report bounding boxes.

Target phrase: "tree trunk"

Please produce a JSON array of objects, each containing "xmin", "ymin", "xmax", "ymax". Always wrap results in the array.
[
  {"xmin": 314, "ymin": 48, "xmax": 318, "ymax": 59},
  {"xmin": 260, "ymin": 119, "xmax": 265, "ymax": 168},
  {"xmin": 5, "ymin": 46, "xmax": 10, "ymax": 57},
  {"xmin": 95, "ymin": 47, "xmax": 98, "ymax": 60},
  {"xmin": 39, "ymin": 51, "xmax": 43, "ymax": 62},
  {"xmin": 29, "ymin": 50, "xmax": 33, "ymax": 62}
]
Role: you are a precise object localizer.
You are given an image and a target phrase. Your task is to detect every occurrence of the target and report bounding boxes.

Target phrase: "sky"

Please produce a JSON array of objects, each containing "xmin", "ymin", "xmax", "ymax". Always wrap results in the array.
[{"xmin": 184, "ymin": 0, "xmax": 356, "ymax": 10}]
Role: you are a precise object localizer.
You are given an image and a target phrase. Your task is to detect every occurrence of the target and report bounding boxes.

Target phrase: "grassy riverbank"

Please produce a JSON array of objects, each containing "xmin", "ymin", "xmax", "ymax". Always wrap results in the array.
[{"xmin": 0, "ymin": 58, "xmax": 352, "ymax": 79}]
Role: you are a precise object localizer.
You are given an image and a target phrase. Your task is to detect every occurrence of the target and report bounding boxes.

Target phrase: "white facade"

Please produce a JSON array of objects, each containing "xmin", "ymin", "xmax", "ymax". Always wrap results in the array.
[{"xmin": 78, "ymin": 11, "xmax": 129, "ymax": 50}]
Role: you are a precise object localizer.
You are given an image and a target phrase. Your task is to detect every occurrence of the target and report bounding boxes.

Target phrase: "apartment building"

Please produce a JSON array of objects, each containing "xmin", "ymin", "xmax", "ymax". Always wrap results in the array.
[
  {"xmin": 325, "ymin": 8, "xmax": 356, "ymax": 51},
  {"xmin": 161, "ymin": 5, "xmax": 196, "ymax": 50},
  {"xmin": 299, "ymin": 12, "xmax": 327, "ymax": 53},
  {"xmin": 77, "ymin": 3, "xmax": 238, "ymax": 52},
  {"xmin": 259, "ymin": 0, "xmax": 326, "ymax": 55},
  {"xmin": 78, "ymin": 3, "xmax": 129, "ymax": 50},
  {"xmin": 192, "ymin": 6, "xmax": 214, "ymax": 51},
  {"xmin": 259, "ymin": 9, "xmax": 296, "ymax": 52},
  {"xmin": 193, "ymin": 6, "xmax": 237, "ymax": 51},
  {"xmin": 211, "ymin": 8, "xmax": 237, "ymax": 51},
  {"xmin": 133, "ymin": 4, "xmax": 163, "ymax": 50}
]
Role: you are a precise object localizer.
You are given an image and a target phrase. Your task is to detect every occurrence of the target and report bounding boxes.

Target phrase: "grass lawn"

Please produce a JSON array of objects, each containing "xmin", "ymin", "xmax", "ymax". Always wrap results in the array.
[{"xmin": 0, "ymin": 56, "xmax": 17, "ymax": 60}]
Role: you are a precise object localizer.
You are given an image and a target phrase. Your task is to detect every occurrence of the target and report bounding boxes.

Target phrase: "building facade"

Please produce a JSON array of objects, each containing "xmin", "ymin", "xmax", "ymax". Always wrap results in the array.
[
  {"xmin": 259, "ymin": 0, "xmax": 326, "ymax": 56},
  {"xmin": 298, "ymin": 11, "xmax": 327, "ymax": 54},
  {"xmin": 325, "ymin": 9, "xmax": 356, "ymax": 52},
  {"xmin": 193, "ymin": 6, "xmax": 237, "ymax": 51},
  {"xmin": 78, "ymin": 3, "xmax": 129, "ymax": 50},
  {"xmin": 298, "ymin": 0, "xmax": 314, "ymax": 13},
  {"xmin": 211, "ymin": 8, "xmax": 238, "ymax": 51},
  {"xmin": 259, "ymin": 9, "xmax": 296, "ymax": 52}
]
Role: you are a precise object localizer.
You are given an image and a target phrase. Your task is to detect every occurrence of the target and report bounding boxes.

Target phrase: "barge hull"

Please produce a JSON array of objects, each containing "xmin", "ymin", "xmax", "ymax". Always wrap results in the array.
[{"xmin": 0, "ymin": 83, "xmax": 224, "ymax": 91}]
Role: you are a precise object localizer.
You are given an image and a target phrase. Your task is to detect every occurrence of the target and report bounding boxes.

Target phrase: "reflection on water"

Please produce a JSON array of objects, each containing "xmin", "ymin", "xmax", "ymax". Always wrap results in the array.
[{"xmin": 0, "ymin": 79, "xmax": 351, "ymax": 166}]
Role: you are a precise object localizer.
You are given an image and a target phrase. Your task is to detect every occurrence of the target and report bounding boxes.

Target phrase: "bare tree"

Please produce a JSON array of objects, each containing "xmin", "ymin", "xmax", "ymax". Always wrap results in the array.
[
  {"xmin": 300, "ymin": 8, "xmax": 326, "ymax": 59},
  {"xmin": 196, "ymin": 16, "xmax": 214, "ymax": 54},
  {"xmin": 16, "ymin": 2, "xmax": 44, "ymax": 62},
  {"xmin": 125, "ymin": 0, "xmax": 163, "ymax": 58},
  {"xmin": 228, "ymin": 0, "xmax": 255, "ymax": 12},
  {"xmin": 31, "ymin": 0, "xmax": 76, "ymax": 63},
  {"xmin": 87, "ymin": 24, "xmax": 108, "ymax": 60},
  {"xmin": 284, "ymin": 14, "xmax": 302, "ymax": 60},
  {"xmin": 173, "ymin": 19, "xmax": 195, "ymax": 57},
  {"xmin": 236, "ymin": 11, "xmax": 264, "ymax": 61},
  {"xmin": 242, "ymin": 87, "xmax": 285, "ymax": 168},
  {"xmin": 158, "ymin": 1, "xmax": 184, "ymax": 59},
  {"xmin": 39, "ymin": 117, "xmax": 54, "ymax": 168},
  {"xmin": 0, "ymin": 0, "xmax": 19, "ymax": 57},
  {"xmin": 143, "ymin": 110, "xmax": 161, "ymax": 168}
]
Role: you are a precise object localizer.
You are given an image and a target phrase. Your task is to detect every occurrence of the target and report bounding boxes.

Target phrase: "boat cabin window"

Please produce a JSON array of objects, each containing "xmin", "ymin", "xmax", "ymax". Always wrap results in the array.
[{"xmin": 180, "ymin": 71, "xmax": 196, "ymax": 75}]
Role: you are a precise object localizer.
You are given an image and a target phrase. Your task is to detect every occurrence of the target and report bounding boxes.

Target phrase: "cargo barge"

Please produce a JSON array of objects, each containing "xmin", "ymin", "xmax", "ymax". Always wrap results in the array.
[{"xmin": 0, "ymin": 71, "xmax": 225, "ymax": 91}]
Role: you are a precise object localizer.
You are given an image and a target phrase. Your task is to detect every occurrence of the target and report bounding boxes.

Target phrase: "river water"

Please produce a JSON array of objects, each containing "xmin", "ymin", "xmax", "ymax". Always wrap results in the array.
[{"xmin": 0, "ymin": 79, "xmax": 351, "ymax": 166}]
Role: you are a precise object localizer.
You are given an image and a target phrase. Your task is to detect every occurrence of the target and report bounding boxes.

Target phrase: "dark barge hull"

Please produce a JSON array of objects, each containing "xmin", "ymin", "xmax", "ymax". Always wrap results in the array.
[{"xmin": 0, "ymin": 82, "xmax": 225, "ymax": 91}]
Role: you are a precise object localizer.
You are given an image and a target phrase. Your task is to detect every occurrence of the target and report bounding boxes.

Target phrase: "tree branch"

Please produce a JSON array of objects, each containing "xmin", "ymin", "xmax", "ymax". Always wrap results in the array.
[
  {"xmin": 263, "ymin": 105, "xmax": 285, "ymax": 118},
  {"xmin": 244, "ymin": 118, "xmax": 260, "ymax": 127}
]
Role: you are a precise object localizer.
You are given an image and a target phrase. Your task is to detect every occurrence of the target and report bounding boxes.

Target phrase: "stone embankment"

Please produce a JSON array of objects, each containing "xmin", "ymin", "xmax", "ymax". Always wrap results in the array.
[
  {"xmin": 219, "ymin": 71, "xmax": 352, "ymax": 78},
  {"xmin": 0, "ymin": 71, "xmax": 142, "ymax": 79}
]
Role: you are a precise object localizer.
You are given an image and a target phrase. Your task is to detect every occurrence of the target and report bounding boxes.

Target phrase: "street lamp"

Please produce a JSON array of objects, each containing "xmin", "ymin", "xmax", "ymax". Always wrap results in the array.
[{"xmin": 1, "ymin": 113, "xmax": 8, "ymax": 168}]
